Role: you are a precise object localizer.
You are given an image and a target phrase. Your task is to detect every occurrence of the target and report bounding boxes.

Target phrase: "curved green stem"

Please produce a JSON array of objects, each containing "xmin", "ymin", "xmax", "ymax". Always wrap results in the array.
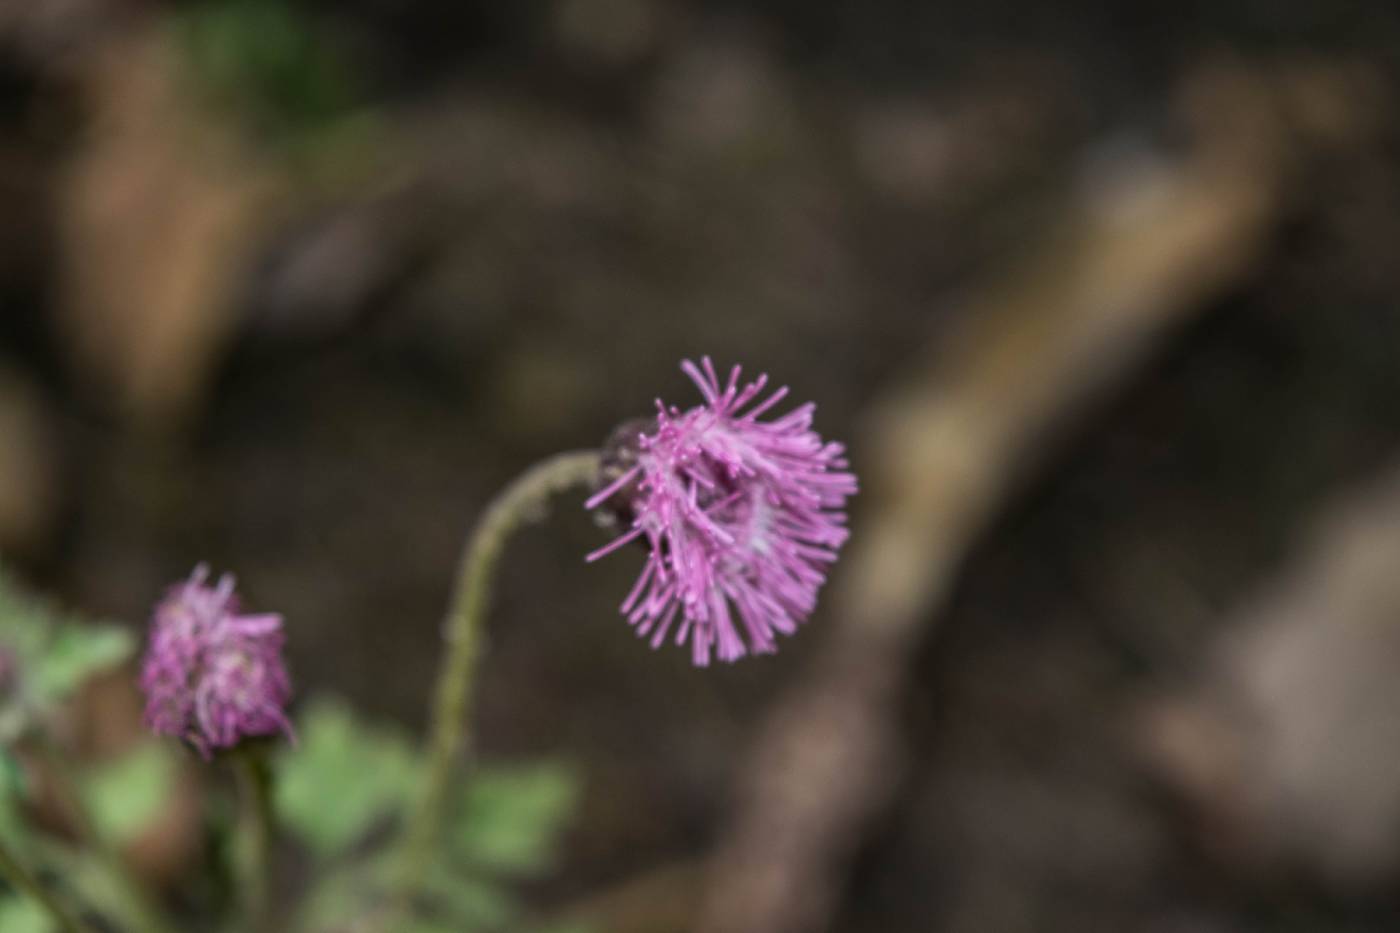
[
  {"xmin": 396, "ymin": 450, "xmax": 601, "ymax": 905},
  {"xmin": 0, "ymin": 837, "xmax": 91, "ymax": 933}
]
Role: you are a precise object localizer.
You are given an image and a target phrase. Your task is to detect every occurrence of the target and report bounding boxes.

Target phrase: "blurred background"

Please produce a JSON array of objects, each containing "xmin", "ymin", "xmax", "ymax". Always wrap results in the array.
[{"xmin": 2, "ymin": 0, "xmax": 1400, "ymax": 930}]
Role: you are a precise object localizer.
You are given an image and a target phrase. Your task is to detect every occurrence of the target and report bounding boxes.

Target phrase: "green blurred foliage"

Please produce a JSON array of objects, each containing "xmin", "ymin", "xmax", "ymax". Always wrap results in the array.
[
  {"xmin": 454, "ymin": 762, "xmax": 579, "ymax": 876},
  {"xmin": 0, "ymin": 569, "xmax": 168, "ymax": 933},
  {"xmin": 0, "ymin": 571, "xmax": 583, "ymax": 931},
  {"xmin": 417, "ymin": 867, "xmax": 520, "ymax": 930},
  {"xmin": 277, "ymin": 697, "xmax": 420, "ymax": 859},
  {"xmin": 84, "ymin": 742, "xmax": 179, "ymax": 845},
  {"xmin": 0, "ymin": 747, "xmax": 28, "ymax": 840},
  {"xmin": 423, "ymin": 761, "xmax": 579, "ymax": 931},
  {"xmin": 173, "ymin": 0, "xmax": 362, "ymax": 141},
  {"xmin": 31, "ymin": 627, "xmax": 133, "ymax": 709},
  {"xmin": 0, "ymin": 896, "xmax": 49, "ymax": 933},
  {"xmin": 0, "ymin": 567, "xmax": 135, "ymax": 743},
  {"xmin": 285, "ymin": 697, "xmax": 582, "ymax": 932}
]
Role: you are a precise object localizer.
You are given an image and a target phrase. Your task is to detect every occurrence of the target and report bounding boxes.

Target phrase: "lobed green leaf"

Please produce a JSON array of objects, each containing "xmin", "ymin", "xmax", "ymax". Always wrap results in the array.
[
  {"xmin": 276, "ymin": 697, "xmax": 420, "ymax": 859},
  {"xmin": 453, "ymin": 762, "xmax": 580, "ymax": 876},
  {"xmin": 84, "ymin": 742, "xmax": 178, "ymax": 845}
]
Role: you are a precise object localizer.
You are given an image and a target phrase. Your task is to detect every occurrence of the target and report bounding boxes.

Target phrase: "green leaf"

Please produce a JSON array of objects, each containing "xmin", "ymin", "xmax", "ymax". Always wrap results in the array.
[
  {"xmin": 422, "ymin": 866, "xmax": 519, "ymax": 929},
  {"xmin": 32, "ymin": 626, "xmax": 134, "ymax": 704},
  {"xmin": 0, "ymin": 567, "xmax": 134, "ymax": 742},
  {"xmin": 295, "ymin": 754, "xmax": 581, "ymax": 933},
  {"xmin": 453, "ymin": 763, "xmax": 579, "ymax": 876},
  {"xmin": 84, "ymin": 742, "xmax": 177, "ymax": 844},
  {"xmin": 296, "ymin": 856, "xmax": 520, "ymax": 933},
  {"xmin": 0, "ymin": 895, "xmax": 50, "ymax": 933},
  {"xmin": 276, "ymin": 697, "xmax": 419, "ymax": 858}
]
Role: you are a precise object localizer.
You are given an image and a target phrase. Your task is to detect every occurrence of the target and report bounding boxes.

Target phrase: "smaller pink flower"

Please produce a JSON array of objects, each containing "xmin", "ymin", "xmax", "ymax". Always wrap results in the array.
[{"xmin": 139, "ymin": 565, "xmax": 293, "ymax": 758}]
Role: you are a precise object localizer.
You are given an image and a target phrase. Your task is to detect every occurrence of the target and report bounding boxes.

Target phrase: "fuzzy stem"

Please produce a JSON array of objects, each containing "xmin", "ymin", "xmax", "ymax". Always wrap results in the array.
[
  {"xmin": 234, "ymin": 748, "xmax": 275, "ymax": 931},
  {"xmin": 396, "ymin": 450, "xmax": 600, "ymax": 906},
  {"xmin": 0, "ymin": 837, "xmax": 91, "ymax": 933}
]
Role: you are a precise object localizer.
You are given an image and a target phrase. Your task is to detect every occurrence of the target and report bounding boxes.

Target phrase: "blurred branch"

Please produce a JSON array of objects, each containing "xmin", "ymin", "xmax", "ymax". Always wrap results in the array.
[
  {"xmin": 1141, "ymin": 464, "xmax": 1400, "ymax": 883},
  {"xmin": 56, "ymin": 27, "xmax": 284, "ymax": 428},
  {"xmin": 697, "ymin": 62, "xmax": 1326, "ymax": 933}
]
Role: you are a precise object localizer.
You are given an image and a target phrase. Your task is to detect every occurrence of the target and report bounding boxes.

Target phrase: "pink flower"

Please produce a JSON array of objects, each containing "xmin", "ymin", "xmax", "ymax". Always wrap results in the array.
[
  {"xmin": 139, "ymin": 565, "xmax": 293, "ymax": 758},
  {"xmin": 587, "ymin": 358, "xmax": 857, "ymax": 665}
]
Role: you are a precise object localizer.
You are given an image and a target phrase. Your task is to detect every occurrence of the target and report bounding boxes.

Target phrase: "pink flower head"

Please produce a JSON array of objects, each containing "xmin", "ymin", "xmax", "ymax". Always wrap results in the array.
[
  {"xmin": 587, "ymin": 358, "xmax": 857, "ymax": 665},
  {"xmin": 139, "ymin": 565, "xmax": 293, "ymax": 758}
]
